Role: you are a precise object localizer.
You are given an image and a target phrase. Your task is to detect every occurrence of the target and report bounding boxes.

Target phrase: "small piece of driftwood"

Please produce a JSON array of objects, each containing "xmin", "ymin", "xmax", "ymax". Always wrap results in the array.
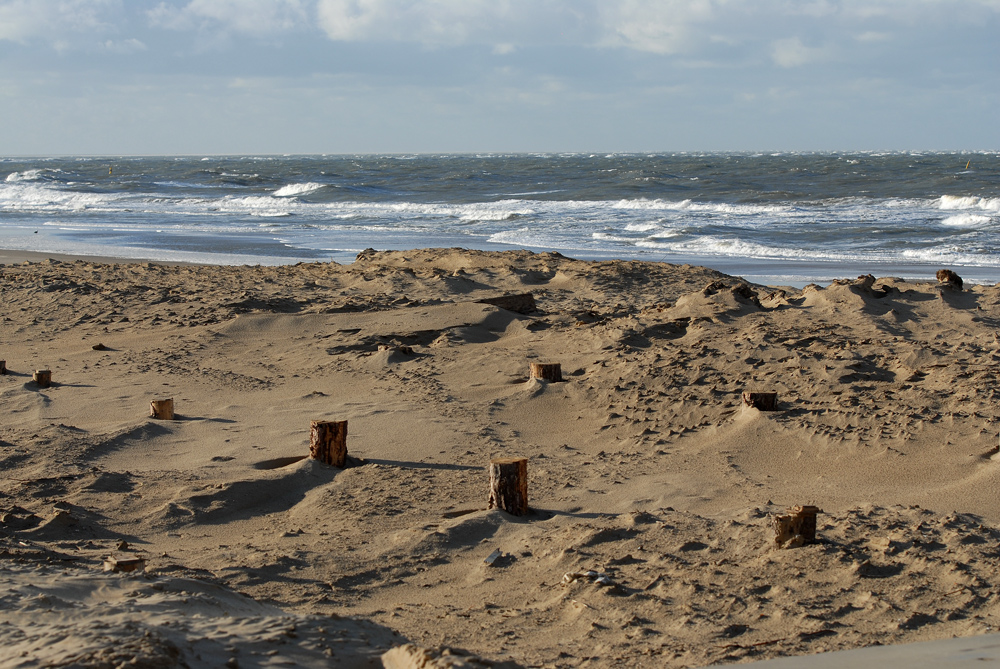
[
  {"xmin": 773, "ymin": 505, "xmax": 820, "ymax": 549},
  {"xmin": 33, "ymin": 370, "xmax": 51, "ymax": 388},
  {"xmin": 529, "ymin": 362, "xmax": 563, "ymax": 382},
  {"xmin": 310, "ymin": 420, "xmax": 348, "ymax": 468},
  {"xmin": 743, "ymin": 391, "xmax": 777, "ymax": 411},
  {"xmin": 488, "ymin": 457, "xmax": 528, "ymax": 516},
  {"xmin": 150, "ymin": 398, "xmax": 175, "ymax": 420}
]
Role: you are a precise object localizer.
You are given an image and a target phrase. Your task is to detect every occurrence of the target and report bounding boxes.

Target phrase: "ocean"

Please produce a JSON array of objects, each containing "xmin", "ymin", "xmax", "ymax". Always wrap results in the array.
[{"xmin": 1, "ymin": 152, "xmax": 997, "ymax": 286}]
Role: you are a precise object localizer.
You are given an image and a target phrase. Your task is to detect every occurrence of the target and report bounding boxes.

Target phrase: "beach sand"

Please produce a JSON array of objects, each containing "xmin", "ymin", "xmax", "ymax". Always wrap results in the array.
[{"xmin": 3, "ymin": 248, "xmax": 1000, "ymax": 668}]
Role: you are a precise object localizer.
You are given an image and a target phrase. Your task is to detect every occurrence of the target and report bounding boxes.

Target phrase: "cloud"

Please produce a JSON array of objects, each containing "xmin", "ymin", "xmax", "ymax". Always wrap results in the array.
[
  {"xmin": 0, "ymin": 0, "xmax": 119, "ymax": 44},
  {"xmin": 312, "ymin": 0, "xmax": 715, "ymax": 51},
  {"xmin": 855, "ymin": 31, "xmax": 891, "ymax": 43},
  {"xmin": 771, "ymin": 37, "xmax": 829, "ymax": 68},
  {"xmin": 148, "ymin": 0, "xmax": 309, "ymax": 36},
  {"xmin": 598, "ymin": 0, "xmax": 715, "ymax": 55},
  {"xmin": 311, "ymin": 0, "xmax": 1000, "ymax": 57},
  {"xmin": 102, "ymin": 37, "xmax": 147, "ymax": 53},
  {"xmin": 314, "ymin": 0, "xmax": 560, "ymax": 46}
]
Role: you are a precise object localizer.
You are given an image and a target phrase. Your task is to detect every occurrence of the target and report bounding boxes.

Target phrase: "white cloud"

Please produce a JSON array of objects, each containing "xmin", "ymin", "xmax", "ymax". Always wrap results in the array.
[
  {"xmin": 311, "ymin": 0, "xmax": 1000, "ymax": 56},
  {"xmin": 102, "ymin": 37, "xmax": 147, "ymax": 53},
  {"xmin": 599, "ymin": 0, "xmax": 715, "ymax": 55},
  {"xmin": 314, "ymin": 0, "xmax": 547, "ymax": 45},
  {"xmin": 148, "ymin": 0, "xmax": 309, "ymax": 36},
  {"xmin": 855, "ymin": 31, "xmax": 891, "ymax": 43},
  {"xmin": 0, "ymin": 0, "xmax": 118, "ymax": 44},
  {"xmin": 771, "ymin": 37, "xmax": 829, "ymax": 68},
  {"xmin": 312, "ymin": 0, "xmax": 717, "ymax": 51}
]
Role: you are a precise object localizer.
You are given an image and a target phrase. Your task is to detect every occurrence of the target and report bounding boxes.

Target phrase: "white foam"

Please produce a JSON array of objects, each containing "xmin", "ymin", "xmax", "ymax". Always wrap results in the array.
[
  {"xmin": 487, "ymin": 228, "xmax": 559, "ymax": 247},
  {"xmin": 900, "ymin": 247, "xmax": 1000, "ymax": 267},
  {"xmin": 938, "ymin": 195, "xmax": 1000, "ymax": 211},
  {"xmin": 273, "ymin": 182, "xmax": 325, "ymax": 198},
  {"xmin": 611, "ymin": 198, "xmax": 790, "ymax": 215},
  {"xmin": 5, "ymin": 170, "xmax": 44, "ymax": 183},
  {"xmin": 455, "ymin": 202, "xmax": 534, "ymax": 221},
  {"xmin": 624, "ymin": 222, "xmax": 660, "ymax": 232},
  {"xmin": 591, "ymin": 232, "xmax": 634, "ymax": 243},
  {"xmin": 0, "ymin": 183, "xmax": 120, "ymax": 211},
  {"xmin": 941, "ymin": 213, "xmax": 991, "ymax": 227},
  {"xmin": 634, "ymin": 235, "xmax": 863, "ymax": 263}
]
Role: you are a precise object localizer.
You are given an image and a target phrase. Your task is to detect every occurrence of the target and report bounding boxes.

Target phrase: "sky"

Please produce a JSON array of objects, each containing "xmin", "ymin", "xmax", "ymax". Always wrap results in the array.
[{"xmin": 0, "ymin": 0, "xmax": 998, "ymax": 155}]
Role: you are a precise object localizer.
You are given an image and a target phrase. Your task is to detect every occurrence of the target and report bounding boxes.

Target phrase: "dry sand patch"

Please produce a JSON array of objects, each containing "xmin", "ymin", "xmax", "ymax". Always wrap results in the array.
[{"xmin": 2, "ymin": 250, "xmax": 1000, "ymax": 667}]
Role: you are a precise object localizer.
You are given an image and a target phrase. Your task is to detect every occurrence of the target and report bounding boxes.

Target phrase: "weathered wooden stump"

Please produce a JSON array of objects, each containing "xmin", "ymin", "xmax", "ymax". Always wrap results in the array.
[
  {"xmin": 488, "ymin": 457, "xmax": 528, "ymax": 516},
  {"xmin": 149, "ymin": 398, "xmax": 175, "ymax": 420},
  {"xmin": 310, "ymin": 420, "xmax": 348, "ymax": 468},
  {"xmin": 529, "ymin": 362, "xmax": 562, "ymax": 382},
  {"xmin": 773, "ymin": 505, "xmax": 820, "ymax": 549},
  {"xmin": 33, "ymin": 370, "xmax": 51, "ymax": 388},
  {"xmin": 743, "ymin": 391, "xmax": 777, "ymax": 411},
  {"xmin": 0, "ymin": 360, "xmax": 6, "ymax": 375}
]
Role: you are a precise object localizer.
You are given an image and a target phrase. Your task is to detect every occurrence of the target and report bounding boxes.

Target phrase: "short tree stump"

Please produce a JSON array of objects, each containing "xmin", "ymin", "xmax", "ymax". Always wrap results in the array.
[
  {"xmin": 310, "ymin": 420, "xmax": 348, "ymax": 468},
  {"xmin": 488, "ymin": 457, "xmax": 529, "ymax": 516}
]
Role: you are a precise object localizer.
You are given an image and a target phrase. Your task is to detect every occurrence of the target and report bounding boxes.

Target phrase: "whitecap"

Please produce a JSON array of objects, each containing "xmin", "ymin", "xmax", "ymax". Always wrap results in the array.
[
  {"xmin": 938, "ymin": 195, "xmax": 1000, "ymax": 211},
  {"xmin": 273, "ymin": 183, "xmax": 325, "ymax": 198},
  {"xmin": 624, "ymin": 222, "xmax": 660, "ymax": 232},
  {"xmin": 941, "ymin": 213, "xmax": 991, "ymax": 227},
  {"xmin": 6, "ymin": 170, "xmax": 43, "ymax": 183}
]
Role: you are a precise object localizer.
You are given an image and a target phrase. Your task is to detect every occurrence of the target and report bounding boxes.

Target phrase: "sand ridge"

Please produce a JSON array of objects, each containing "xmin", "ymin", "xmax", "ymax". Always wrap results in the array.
[{"xmin": 3, "ymin": 248, "xmax": 1000, "ymax": 667}]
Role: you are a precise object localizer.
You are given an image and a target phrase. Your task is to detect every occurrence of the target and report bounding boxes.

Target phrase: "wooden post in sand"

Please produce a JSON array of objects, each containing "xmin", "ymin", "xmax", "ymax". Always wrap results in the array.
[
  {"xmin": 488, "ymin": 457, "xmax": 529, "ymax": 516},
  {"xmin": 773, "ymin": 505, "xmax": 820, "ymax": 549},
  {"xmin": 529, "ymin": 362, "xmax": 562, "ymax": 382},
  {"xmin": 150, "ymin": 399, "xmax": 175, "ymax": 420},
  {"xmin": 33, "ymin": 370, "xmax": 51, "ymax": 388},
  {"xmin": 0, "ymin": 360, "xmax": 6, "ymax": 375},
  {"xmin": 743, "ymin": 391, "xmax": 778, "ymax": 411},
  {"xmin": 310, "ymin": 420, "xmax": 348, "ymax": 468}
]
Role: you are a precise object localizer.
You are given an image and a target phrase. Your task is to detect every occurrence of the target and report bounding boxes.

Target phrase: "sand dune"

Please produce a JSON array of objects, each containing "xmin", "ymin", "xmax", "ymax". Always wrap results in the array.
[{"xmin": 3, "ymin": 248, "xmax": 1000, "ymax": 667}]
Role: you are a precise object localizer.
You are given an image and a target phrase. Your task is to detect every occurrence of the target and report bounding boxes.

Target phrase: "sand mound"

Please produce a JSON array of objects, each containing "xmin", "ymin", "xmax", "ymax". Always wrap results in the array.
[{"xmin": 0, "ymin": 559, "xmax": 399, "ymax": 667}]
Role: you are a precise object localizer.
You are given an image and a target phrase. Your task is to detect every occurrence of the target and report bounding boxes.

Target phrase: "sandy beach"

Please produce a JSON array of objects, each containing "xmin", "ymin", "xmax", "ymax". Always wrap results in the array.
[{"xmin": 3, "ymin": 247, "xmax": 1000, "ymax": 668}]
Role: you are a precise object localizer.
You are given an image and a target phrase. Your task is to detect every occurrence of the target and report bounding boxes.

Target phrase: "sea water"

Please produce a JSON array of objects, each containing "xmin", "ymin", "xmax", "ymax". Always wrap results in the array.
[{"xmin": 0, "ymin": 152, "xmax": 997, "ymax": 286}]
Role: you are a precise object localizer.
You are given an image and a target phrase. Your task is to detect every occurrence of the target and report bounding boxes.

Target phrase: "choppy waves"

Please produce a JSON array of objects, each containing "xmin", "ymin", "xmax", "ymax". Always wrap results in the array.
[{"xmin": 0, "ymin": 153, "xmax": 997, "ymax": 280}]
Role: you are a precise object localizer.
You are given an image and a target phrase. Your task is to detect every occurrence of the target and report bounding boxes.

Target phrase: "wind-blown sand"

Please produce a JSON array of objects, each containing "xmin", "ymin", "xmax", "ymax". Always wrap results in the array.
[{"xmin": 3, "ymin": 248, "xmax": 1000, "ymax": 668}]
